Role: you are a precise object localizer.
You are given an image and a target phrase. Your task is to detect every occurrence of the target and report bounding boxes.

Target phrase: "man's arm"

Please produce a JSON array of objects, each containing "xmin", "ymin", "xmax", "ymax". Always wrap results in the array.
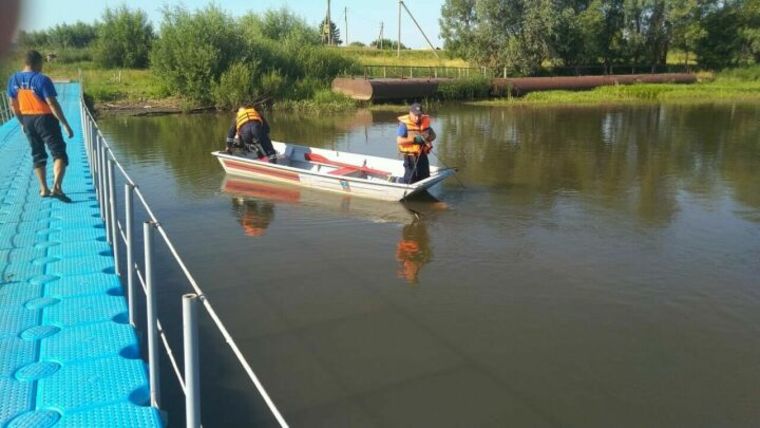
[
  {"xmin": 9, "ymin": 97, "xmax": 23, "ymax": 127},
  {"xmin": 45, "ymin": 96, "xmax": 73, "ymax": 138}
]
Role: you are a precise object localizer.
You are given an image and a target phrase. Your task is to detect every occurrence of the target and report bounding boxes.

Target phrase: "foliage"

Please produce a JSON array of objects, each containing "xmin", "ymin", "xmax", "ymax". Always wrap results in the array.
[
  {"xmin": 239, "ymin": 8, "xmax": 320, "ymax": 45},
  {"xmin": 349, "ymin": 41, "xmax": 366, "ymax": 47},
  {"xmin": 151, "ymin": 5, "xmax": 244, "ymax": 104},
  {"xmin": 94, "ymin": 6, "xmax": 153, "ymax": 68},
  {"xmin": 18, "ymin": 22, "xmax": 99, "ymax": 49},
  {"xmin": 441, "ymin": 0, "xmax": 760, "ymax": 73},
  {"xmin": 436, "ymin": 76, "xmax": 491, "ymax": 100},
  {"xmin": 319, "ymin": 18, "xmax": 342, "ymax": 45},
  {"xmin": 369, "ymin": 38, "xmax": 409, "ymax": 50},
  {"xmin": 212, "ymin": 62, "xmax": 257, "ymax": 109}
]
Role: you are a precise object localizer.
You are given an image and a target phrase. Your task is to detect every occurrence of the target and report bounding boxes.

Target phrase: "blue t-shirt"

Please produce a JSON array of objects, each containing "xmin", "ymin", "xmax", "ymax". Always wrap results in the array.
[
  {"xmin": 6, "ymin": 71, "xmax": 57, "ymax": 101},
  {"xmin": 397, "ymin": 122, "xmax": 409, "ymax": 137}
]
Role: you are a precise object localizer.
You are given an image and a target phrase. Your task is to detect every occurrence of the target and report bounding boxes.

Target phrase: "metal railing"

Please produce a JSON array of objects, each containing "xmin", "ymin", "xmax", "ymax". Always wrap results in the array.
[
  {"xmin": 0, "ymin": 96, "xmax": 13, "ymax": 124},
  {"xmin": 361, "ymin": 65, "xmax": 487, "ymax": 79},
  {"xmin": 357, "ymin": 63, "xmax": 693, "ymax": 80},
  {"xmin": 78, "ymin": 87, "xmax": 289, "ymax": 428}
]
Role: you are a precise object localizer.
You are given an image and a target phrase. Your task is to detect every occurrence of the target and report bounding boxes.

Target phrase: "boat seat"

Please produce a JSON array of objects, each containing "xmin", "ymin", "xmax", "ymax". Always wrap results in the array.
[
  {"xmin": 304, "ymin": 152, "xmax": 391, "ymax": 178},
  {"xmin": 328, "ymin": 166, "xmax": 360, "ymax": 176}
]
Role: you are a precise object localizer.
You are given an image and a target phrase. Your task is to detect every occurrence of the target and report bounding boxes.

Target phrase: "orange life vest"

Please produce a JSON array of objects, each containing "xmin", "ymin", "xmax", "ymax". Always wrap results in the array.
[
  {"xmin": 236, "ymin": 107, "xmax": 263, "ymax": 133},
  {"xmin": 397, "ymin": 114, "xmax": 432, "ymax": 155},
  {"xmin": 18, "ymin": 88, "xmax": 53, "ymax": 115}
]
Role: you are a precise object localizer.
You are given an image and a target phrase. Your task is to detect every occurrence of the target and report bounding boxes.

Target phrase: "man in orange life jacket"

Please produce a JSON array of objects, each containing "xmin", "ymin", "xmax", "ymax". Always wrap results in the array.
[
  {"xmin": 7, "ymin": 50, "xmax": 74, "ymax": 199},
  {"xmin": 396, "ymin": 102, "xmax": 436, "ymax": 184},
  {"xmin": 225, "ymin": 104, "xmax": 277, "ymax": 163}
]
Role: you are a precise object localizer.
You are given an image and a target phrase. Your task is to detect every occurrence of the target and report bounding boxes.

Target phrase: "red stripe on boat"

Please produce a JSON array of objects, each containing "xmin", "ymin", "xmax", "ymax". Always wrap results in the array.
[{"xmin": 225, "ymin": 160, "xmax": 300, "ymax": 182}]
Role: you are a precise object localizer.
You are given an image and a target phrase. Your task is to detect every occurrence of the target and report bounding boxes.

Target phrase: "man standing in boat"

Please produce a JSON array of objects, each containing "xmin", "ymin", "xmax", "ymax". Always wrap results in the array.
[
  {"xmin": 225, "ymin": 103, "xmax": 277, "ymax": 163},
  {"xmin": 396, "ymin": 103, "xmax": 435, "ymax": 184}
]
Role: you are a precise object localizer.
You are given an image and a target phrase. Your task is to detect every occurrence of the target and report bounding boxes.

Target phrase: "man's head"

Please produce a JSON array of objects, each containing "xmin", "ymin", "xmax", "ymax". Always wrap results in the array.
[
  {"xmin": 409, "ymin": 102, "xmax": 423, "ymax": 122},
  {"xmin": 25, "ymin": 50, "xmax": 44, "ymax": 71}
]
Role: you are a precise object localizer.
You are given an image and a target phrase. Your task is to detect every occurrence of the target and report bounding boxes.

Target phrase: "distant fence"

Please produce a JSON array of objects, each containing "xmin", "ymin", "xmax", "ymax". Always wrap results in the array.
[{"xmin": 357, "ymin": 64, "xmax": 693, "ymax": 79}]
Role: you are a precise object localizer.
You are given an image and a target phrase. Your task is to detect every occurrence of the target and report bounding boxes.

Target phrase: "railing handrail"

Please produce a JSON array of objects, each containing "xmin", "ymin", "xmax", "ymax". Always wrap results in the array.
[
  {"xmin": 0, "ymin": 96, "xmax": 13, "ymax": 124},
  {"xmin": 78, "ymin": 86, "xmax": 289, "ymax": 428}
]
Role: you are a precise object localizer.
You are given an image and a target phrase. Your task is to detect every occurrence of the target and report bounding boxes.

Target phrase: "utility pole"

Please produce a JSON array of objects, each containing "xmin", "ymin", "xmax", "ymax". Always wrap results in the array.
[
  {"xmin": 327, "ymin": 0, "xmax": 332, "ymax": 46},
  {"xmin": 400, "ymin": 1, "xmax": 439, "ymax": 57},
  {"xmin": 344, "ymin": 7, "xmax": 348, "ymax": 46},
  {"xmin": 397, "ymin": 0, "xmax": 401, "ymax": 57},
  {"xmin": 378, "ymin": 22, "xmax": 384, "ymax": 49}
]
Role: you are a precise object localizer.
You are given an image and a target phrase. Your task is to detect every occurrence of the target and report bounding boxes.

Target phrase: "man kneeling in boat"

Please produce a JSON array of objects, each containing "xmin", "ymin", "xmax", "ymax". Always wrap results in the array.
[
  {"xmin": 225, "ymin": 104, "xmax": 277, "ymax": 163},
  {"xmin": 396, "ymin": 103, "xmax": 436, "ymax": 184}
]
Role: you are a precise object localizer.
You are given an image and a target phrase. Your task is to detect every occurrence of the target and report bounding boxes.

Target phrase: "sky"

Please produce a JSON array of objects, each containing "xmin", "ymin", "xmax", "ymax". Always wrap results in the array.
[{"xmin": 17, "ymin": 0, "xmax": 447, "ymax": 49}]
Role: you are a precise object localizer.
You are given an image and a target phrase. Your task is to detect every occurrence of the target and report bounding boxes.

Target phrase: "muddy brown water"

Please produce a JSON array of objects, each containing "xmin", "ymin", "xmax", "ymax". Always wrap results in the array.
[{"xmin": 100, "ymin": 103, "xmax": 760, "ymax": 427}]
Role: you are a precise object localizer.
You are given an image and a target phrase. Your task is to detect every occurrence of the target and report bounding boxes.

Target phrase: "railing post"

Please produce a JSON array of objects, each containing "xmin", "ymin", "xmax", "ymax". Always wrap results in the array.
[
  {"xmin": 144, "ymin": 221, "xmax": 161, "ymax": 408},
  {"xmin": 108, "ymin": 159, "xmax": 119, "ymax": 273},
  {"xmin": 125, "ymin": 184, "xmax": 135, "ymax": 326},
  {"xmin": 103, "ymin": 149, "xmax": 112, "ymax": 243},
  {"xmin": 95, "ymin": 138, "xmax": 102, "ymax": 213},
  {"xmin": 183, "ymin": 293, "xmax": 201, "ymax": 428}
]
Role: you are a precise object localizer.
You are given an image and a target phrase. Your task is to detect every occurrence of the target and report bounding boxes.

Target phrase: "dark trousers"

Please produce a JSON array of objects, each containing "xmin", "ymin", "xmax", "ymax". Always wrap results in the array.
[
  {"xmin": 21, "ymin": 114, "xmax": 68, "ymax": 168},
  {"xmin": 239, "ymin": 122, "xmax": 276, "ymax": 158},
  {"xmin": 403, "ymin": 153, "xmax": 429, "ymax": 184}
]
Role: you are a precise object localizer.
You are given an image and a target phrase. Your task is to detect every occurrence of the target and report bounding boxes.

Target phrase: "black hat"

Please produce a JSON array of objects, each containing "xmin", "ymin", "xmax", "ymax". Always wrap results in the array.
[{"xmin": 409, "ymin": 102, "xmax": 423, "ymax": 115}]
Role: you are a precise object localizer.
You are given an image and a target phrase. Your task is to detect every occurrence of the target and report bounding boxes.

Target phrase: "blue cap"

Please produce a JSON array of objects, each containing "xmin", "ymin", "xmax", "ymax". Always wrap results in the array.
[{"xmin": 409, "ymin": 103, "xmax": 423, "ymax": 115}]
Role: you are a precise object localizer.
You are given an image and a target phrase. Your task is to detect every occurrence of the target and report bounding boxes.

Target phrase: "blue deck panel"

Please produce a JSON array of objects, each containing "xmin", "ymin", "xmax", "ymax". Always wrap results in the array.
[{"xmin": 0, "ymin": 83, "xmax": 162, "ymax": 427}]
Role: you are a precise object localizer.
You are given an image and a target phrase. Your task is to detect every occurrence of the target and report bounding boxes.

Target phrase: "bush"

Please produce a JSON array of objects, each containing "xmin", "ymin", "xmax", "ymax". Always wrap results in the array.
[
  {"xmin": 94, "ymin": 6, "xmax": 153, "ymax": 68},
  {"xmin": 19, "ymin": 22, "xmax": 99, "ymax": 49},
  {"xmin": 54, "ymin": 47, "xmax": 94, "ymax": 64},
  {"xmin": 151, "ymin": 5, "xmax": 244, "ymax": 103},
  {"xmin": 436, "ymin": 76, "xmax": 491, "ymax": 100},
  {"xmin": 240, "ymin": 9, "xmax": 320, "ymax": 45},
  {"xmin": 259, "ymin": 70, "xmax": 287, "ymax": 98},
  {"xmin": 717, "ymin": 65, "xmax": 760, "ymax": 81},
  {"xmin": 212, "ymin": 62, "xmax": 257, "ymax": 109}
]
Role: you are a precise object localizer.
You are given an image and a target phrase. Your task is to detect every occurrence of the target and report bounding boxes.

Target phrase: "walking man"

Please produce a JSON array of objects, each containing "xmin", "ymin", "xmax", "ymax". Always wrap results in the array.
[
  {"xmin": 7, "ymin": 50, "xmax": 74, "ymax": 200},
  {"xmin": 396, "ymin": 103, "xmax": 435, "ymax": 184}
]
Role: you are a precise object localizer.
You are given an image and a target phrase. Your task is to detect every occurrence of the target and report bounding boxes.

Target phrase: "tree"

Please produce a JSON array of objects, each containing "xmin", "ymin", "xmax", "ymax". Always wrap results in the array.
[
  {"xmin": 441, "ymin": 0, "xmax": 559, "ymax": 74},
  {"xmin": 695, "ymin": 1, "xmax": 744, "ymax": 69},
  {"xmin": 240, "ymin": 8, "xmax": 321, "ymax": 45},
  {"xmin": 151, "ymin": 5, "xmax": 244, "ymax": 102},
  {"xmin": 319, "ymin": 18, "xmax": 342, "ymax": 45},
  {"xmin": 94, "ymin": 6, "xmax": 153, "ymax": 68},
  {"xmin": 669, "ymin": 0, "xmax": 704, "ymax": 67},
  {"xmin": 739, "ymin": 0, "xmax": 760, "ymax": 63}
]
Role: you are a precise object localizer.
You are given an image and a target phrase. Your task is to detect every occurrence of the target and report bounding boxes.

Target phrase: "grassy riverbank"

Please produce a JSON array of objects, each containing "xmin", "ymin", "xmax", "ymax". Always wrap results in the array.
[
  {"xmin": 3, "ymin": 49, "xmax": 759, "ymax": 114},
  {"xmin": 473, "ymin": 67, "xmax": 760, "ymax": 106}
]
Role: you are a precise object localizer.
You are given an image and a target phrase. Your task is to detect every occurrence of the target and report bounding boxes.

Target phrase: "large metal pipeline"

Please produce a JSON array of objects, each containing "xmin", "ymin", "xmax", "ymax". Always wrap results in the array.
[{"xmin": 332, "ymin": 73, "xmax": 697, "ymax": 101}]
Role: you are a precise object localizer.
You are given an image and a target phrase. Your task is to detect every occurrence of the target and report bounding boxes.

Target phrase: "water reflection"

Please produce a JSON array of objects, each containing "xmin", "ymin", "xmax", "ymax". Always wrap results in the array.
[
  {"xmin": 395, "ymin": 220, "xmax": 432, "ymax": 284},
  {"xmin": 221, "ymin": 176, "xmax": 422, "ymax": 224},
  {"xmin": 232, "ymin": 198, "xmax": 275, "ymax": 237}
]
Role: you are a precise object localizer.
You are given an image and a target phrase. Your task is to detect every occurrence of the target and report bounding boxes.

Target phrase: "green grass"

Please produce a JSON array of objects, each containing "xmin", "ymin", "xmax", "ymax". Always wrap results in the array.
[
  {"xmin": 473, "ymin": 70, "xmax": 760, "ymax": 107},
  {"xmin": 338, "ymin": 47, "xmax": 468, "ymax": 67}
]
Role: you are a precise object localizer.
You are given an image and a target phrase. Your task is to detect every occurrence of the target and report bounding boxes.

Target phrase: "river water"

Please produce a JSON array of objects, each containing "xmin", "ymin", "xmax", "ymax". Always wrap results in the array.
[{"xmin": 100, "ymin": 103, "xmax": 760, "ymax": 427}]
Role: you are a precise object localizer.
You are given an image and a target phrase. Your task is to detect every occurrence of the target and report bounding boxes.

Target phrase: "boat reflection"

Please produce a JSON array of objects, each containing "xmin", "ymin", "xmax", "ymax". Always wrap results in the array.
[{"xmin": 222, "ymin": 176, "xmax": 446, "ymax": 224}]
